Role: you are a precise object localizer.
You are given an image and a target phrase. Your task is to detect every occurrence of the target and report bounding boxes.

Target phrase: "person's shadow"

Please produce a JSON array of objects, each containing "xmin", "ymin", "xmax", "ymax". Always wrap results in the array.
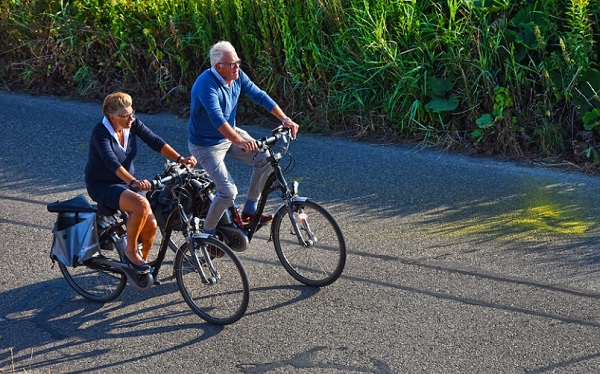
[{"xmin": 0, "ymin": 264, "xmax": 319, "ymax": 373}]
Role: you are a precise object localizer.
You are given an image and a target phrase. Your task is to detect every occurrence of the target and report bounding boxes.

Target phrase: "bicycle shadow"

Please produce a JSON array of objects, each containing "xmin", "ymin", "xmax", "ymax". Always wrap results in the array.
[
  {"xmin": 0, "ymin": 267, "xmax": 319, "ymax": 373},
  {"xmin": 0, "ymin": 164, "xmax": 324, "ymax": 373}
]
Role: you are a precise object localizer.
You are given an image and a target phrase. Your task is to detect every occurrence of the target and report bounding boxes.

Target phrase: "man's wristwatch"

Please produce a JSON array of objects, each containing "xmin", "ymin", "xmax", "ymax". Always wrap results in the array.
[{"xmin": 282, "ymin": 117, "xmax": 290, "ymax": 125}]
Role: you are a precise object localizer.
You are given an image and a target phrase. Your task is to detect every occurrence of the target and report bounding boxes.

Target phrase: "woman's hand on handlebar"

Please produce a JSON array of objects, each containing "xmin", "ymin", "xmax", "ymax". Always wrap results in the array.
[{"xmin": 130, "ymin": 179, "xmax": 152, "ymax": 191}]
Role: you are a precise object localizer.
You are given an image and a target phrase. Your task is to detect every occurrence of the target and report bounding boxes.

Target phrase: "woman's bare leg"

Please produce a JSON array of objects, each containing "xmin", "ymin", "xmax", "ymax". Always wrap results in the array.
[
  {"xmin": 119, "ymin": 190, "xmax": 152, "ymax": 265},
  {"xmin": 138, "ymin": 214, "xmax": 157, "ymax": 262}
]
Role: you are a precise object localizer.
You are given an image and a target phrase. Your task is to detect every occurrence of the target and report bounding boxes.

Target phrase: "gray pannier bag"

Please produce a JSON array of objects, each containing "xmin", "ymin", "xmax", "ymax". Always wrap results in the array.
[{"xmin": 51, "ymin": 211, "xmax": 100, "ymax": 267}]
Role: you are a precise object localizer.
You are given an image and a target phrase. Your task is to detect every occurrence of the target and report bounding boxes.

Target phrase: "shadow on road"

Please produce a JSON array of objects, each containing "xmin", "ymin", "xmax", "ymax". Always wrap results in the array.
[{"xmin": 0, "ymin": 275, "xmax": 319, "ymax": 373}]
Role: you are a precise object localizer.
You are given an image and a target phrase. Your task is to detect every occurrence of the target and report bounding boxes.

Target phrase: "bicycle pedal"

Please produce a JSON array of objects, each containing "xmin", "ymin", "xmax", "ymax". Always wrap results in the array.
[{"xmin": 132, "ymin": 267, "xmax": 151, "ymax": 274}]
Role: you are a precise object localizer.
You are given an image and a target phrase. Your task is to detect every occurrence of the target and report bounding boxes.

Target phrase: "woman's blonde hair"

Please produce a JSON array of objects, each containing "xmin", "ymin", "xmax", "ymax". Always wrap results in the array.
[{"xmin": 102, "ymin": 92, "xmax": 132, "ymax": 117}]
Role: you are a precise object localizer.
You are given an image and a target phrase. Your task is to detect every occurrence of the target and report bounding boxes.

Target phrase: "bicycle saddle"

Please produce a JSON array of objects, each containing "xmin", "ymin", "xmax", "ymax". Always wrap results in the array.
[{"xmin": 47, "ymin": 194, "xmax": 97, "ymax": 213}]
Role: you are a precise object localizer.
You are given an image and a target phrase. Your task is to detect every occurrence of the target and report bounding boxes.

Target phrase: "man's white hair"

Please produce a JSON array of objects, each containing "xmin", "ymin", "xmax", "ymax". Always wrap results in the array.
[{"xmin": 210, "ymin": 41, "xmax": 236, "ymax": 67}]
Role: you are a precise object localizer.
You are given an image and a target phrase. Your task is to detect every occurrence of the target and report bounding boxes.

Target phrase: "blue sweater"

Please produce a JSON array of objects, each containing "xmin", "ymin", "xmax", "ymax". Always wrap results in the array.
[
  {"xmin": 85, "ymin": 119, "xmax": 166, "ymax": 185},
  {"xmin": 188, "ymin": 69, "xmax": 277, "ymax": 146}
]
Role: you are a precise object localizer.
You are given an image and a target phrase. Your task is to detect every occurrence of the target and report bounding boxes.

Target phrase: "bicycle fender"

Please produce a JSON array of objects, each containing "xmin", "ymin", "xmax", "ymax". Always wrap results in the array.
[
  {"xmin": 275, "ymin": 196, "xmax": 310, "ymax": 214},
  {"xmin": 191, "ymin": 233, "xmax": 212, "ymax": 240},
  {"xmin": 273, "ymin": 196, "xmax": 310, "ymax": 218},
  {"xmin": 270, "ymin": 197, "xmax": 312, "ymax": 241}
]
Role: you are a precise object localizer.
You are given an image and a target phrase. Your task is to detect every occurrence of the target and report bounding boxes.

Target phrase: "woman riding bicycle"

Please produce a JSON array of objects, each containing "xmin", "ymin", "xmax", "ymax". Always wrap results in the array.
[{"xmin": 85, "ymin": 92, "xmax": 197, "ymax": 271}]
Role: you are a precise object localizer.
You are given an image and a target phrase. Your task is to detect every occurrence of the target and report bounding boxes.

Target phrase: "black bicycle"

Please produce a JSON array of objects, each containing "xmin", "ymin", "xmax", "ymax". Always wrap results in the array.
[
  {"xmin": 166, "ymin": 126, "xmax": 347, "ymax": 287},
  {"xmin": 47, "ymin": 163, "xmax": 250, "ymax": 325}
]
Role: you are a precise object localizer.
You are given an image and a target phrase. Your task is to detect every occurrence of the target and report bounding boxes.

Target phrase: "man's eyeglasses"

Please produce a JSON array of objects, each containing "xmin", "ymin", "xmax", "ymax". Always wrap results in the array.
[
  {"xmin": 116, "ymin": 111, "xmax": 135, "ymax": 120},
  {"xmin": 218, "ymin": 60, "xmax": 242, "ymax": 68}
]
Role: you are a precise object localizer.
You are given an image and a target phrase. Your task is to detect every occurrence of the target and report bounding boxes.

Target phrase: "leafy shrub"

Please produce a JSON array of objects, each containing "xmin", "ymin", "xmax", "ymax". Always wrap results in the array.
[{"xmin": 0, "ymin": 0, "xmax": 598, "ymax": 164}]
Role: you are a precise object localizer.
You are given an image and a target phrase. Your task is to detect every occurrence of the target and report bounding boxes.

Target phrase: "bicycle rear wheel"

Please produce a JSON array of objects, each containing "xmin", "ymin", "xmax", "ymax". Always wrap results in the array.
[
  {"xmin": 58, "ymin": 249, "xmax": 127, "ymax": 303},
  {"xmin": 173, "ymin": 237, "xmax": 249, "ymax": 325},
  {"xmin": 272, "ymin": 200, "xmax": 346, "ymax": 287}
]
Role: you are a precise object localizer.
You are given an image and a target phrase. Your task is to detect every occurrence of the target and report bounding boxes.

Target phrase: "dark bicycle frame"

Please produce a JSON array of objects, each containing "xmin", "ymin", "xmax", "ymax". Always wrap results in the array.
[{"xmin": 218, "ymin": 128, "xmax": 309, "ymax": 247}]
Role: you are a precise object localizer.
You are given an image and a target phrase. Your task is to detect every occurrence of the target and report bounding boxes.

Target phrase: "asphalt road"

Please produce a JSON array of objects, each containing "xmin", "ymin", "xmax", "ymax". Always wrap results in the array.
[{"xmin": 1, "ymin": 92, "xmax": 600, "ymax": 373}]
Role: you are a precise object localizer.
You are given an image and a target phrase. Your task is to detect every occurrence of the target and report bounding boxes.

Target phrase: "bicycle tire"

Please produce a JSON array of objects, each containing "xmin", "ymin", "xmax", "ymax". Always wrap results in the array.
[
  {"xmin": 173, "ymin": 237, "xmax": 249, "ymax": 325},
  {"xmin": 58, "ymin": 250, "xmax": 127, "ymax": 303},
  {"xmin": 272, "ymin": 200, "xmax": 346, "ymax": 287}
]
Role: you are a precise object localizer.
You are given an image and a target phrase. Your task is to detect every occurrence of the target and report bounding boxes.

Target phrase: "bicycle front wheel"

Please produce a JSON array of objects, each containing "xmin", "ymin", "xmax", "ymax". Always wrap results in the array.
[
  {"xmin": 272, "ymin": 200, "xmax": 346, "ymax": 287},
  {"xmin": 58, "ymin": 250, "xmax": 127, "ymax": 303},
  {"xmin": 174, "ymin": 237, "xmax": 249, "ymax": 325}
]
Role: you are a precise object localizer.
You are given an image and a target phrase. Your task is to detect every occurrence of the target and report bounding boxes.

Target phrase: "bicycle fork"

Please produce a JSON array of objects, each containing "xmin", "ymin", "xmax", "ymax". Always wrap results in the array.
[
  {"xmin": 284, "ymin": 195, "xmax": 316, "ymax": 248},
  {"xmin": 177, "ymin": 203, "xmax": 220, "ymax": 285}
]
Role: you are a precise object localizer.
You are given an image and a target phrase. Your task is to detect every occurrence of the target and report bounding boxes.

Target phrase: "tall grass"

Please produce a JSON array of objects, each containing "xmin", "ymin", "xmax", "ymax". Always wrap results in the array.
[{"xmin": 0, "ymin": 0, "xmax": 598, "ymax": 163}]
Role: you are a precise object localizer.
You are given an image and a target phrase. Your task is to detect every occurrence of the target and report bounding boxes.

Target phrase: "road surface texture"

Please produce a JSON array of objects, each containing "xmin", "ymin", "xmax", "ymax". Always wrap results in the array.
[{"xmin": 1, "ymin": 92, "xmax": 599, "ymax": 373}]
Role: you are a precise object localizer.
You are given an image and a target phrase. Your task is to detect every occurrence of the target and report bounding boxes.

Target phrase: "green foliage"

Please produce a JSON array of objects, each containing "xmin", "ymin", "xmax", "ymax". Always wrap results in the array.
[
  {"xmin": 1, "ymin": 0, "xmax": 599, "ymax": 163},
  {"xmin": 424, "ymin": 78, "xmax": 459, "ymax": 113}
]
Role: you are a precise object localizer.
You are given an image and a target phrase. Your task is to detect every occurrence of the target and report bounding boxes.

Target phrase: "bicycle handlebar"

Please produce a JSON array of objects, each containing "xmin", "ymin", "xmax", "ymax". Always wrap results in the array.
[
  {"xmin": 151, "ymin": 162, "xmax": 190, "ymax": 189},
  {"xmin": 255, "ymin": 126, "xmax": 291, "ymax": 151},
  {"xmin": 150, "ymin": 126, "xmax": 292, "ymax": 189},
  {"xmin": 150, "ymin": 162, "xmax": 212, "ymax": 192}
]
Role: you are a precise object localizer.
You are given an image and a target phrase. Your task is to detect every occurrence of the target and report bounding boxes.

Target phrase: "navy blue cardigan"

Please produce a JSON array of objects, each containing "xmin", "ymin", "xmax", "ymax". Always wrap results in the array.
[{"xmin": 85, "ymin": 118, "xmax": 166, "ymax": 186}]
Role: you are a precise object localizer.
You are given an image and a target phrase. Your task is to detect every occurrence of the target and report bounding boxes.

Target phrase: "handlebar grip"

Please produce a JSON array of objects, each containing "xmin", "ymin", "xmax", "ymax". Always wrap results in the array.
[
  {"xmin": 243, "ymin": 126, "xmax": 292, "ymax": 151},
  {"xmin": 151, "ymin": 175, "xmax": 173, "ymax": 189}
]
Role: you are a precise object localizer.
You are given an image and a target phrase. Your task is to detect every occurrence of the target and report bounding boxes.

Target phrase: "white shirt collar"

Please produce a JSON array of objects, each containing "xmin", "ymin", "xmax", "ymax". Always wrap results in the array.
[
  {"xmin": 210, "ymin": 67, "xmax": 227, "ymax": 85},
  {"xmin": 102, "ymin": 116, "xmax": 129, "ymax": 151}
]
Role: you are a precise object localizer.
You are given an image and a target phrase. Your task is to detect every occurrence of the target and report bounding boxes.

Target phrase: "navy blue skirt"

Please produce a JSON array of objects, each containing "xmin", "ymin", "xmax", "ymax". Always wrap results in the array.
[{"xmin": 86, "ymin": 182, "xmax": 128, "ymax": 211}]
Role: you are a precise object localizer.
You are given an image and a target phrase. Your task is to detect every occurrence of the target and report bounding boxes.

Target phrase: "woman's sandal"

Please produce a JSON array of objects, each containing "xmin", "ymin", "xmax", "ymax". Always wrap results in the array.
[{"xmin": 121, "ymin": 251, "xmax": 151, "ymax": 272}]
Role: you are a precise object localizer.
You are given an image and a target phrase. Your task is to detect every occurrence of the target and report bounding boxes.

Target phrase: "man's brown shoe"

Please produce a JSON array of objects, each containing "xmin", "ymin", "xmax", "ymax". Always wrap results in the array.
[
  {"xmin": 241, "ymin": 212, "xmax": 273, "ymax": 223},
  {"xmin": 206, "ymin": 245, "xmax": 224, "ymax": 258}
]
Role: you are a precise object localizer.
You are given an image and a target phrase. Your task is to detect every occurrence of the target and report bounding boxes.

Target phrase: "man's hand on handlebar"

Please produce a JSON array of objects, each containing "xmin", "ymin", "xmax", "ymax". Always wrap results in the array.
[
  {"xmin": 283, "ymin": 119, "xmax": 299, "ymax": 140},
  {"xmin": 238, "ymin": 125, "xmax": 296, "ymax": 152},
  {"xmin": 179, "ymin": 155, "xmax": 197, "ymax": 168},
  {"xmin": 237, "ymin": 138, "xmax": 259, "ymax": 152}
]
